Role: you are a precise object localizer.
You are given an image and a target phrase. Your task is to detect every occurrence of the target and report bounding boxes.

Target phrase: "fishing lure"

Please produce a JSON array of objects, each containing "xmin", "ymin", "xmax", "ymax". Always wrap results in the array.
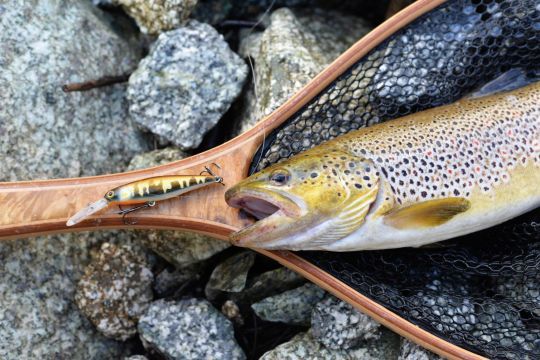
[{"xmin": 66, "ymin": 164, "xmax": 224, "ymax": 226}]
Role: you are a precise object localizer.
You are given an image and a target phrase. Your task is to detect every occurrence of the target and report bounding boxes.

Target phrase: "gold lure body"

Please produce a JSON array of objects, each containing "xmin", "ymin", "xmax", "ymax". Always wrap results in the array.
[{"xmin": 67, "ymin": 167, "xmax": 224, "ymax": 226}]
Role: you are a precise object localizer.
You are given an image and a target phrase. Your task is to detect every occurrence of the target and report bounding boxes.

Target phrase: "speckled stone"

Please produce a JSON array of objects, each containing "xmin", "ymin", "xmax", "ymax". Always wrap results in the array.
[
  {"xmin": 75, "ymin": 243, "xmax": 154, "ymax": 341},
  {"xmin": 311, "ymin": 295, "xmax": 382, "ymax": 350},
  {"xmin": 115, "ymin": 0, "xmax": 198, "ymax": 35},
  {"xmin": 141, "ymin": 230, "xmax": 230, "ymax": 268},
  {"xmin": 221, "ymin": 300, "xmax": 244, "ymax": 326},
  {"xmin": 0, "ymin": 233, "xmax": 130, "ymax": 360},
  {"xmin": 127, "ymin": 21, "xmax": 248, "ymax": 150},
  {"xmin": 260, "ymin": 330, "xmax": 400, "ymax": 360},
  {"xmin": 125, "ymin": 356, "xmax": 150, "ymax": 360},
  {"xmin": 205, "ymin": 251, "xmax": 256, "ymax": 299},
  {"xmin": 398, "ymin": 338, "xmax": 443, "ymax": 360},
  {"xmin": 138, "ymin": 298, "xmax": 245, "ymax": 360},
  {"xmin": 236, "ymin": 7, "xmax": 371, "ymax": 134},
  {"xmin": 251, "ymin": 283, "xmax": 325, "ymax": 326},
  {"xmin": 127, "ymin": 147, "xmax": 189, "ymax": 171},
  {"xmin": 0, "ymin": 0, "xmax": 148, "ymax": 182},
  {"xmin": 230, "ymin": 266, "xmax": 305, "ymax": 304}
]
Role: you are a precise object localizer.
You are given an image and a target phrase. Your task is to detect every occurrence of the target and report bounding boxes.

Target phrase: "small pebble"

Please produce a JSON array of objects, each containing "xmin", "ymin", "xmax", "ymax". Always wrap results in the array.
[
  {"xmin": 252, "ymin": 283, "xmax": 325, "ymax": 326},
  {"xmin": 205, "ymin": 251, "xmax": 256, "ymax": 299}
]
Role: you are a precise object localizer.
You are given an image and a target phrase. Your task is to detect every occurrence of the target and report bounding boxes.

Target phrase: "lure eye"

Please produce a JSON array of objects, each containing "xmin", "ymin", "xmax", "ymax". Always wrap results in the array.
[
  {"xmin": 105, "ymin": 191, "xmax": 115, "ymax": 199},
  {"xmin": 270, "ymin": 170, "xmax": 290, "ymax": 186}
]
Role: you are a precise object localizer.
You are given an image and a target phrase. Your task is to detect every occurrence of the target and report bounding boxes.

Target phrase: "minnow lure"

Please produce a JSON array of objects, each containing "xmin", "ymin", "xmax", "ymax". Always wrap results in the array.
[
  {"xmin": 225, "ymin": 82, "xmax": 540, "ymax": 251},
  {"xmin": 67, "ymin": 165, "xmax": 224, "ymax": 226}
]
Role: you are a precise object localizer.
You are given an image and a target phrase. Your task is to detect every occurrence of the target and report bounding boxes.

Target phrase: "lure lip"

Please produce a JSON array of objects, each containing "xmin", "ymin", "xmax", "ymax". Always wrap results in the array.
[{"xmin": 66, "ymin": 198, "xmax": 110, "ymax": 227}]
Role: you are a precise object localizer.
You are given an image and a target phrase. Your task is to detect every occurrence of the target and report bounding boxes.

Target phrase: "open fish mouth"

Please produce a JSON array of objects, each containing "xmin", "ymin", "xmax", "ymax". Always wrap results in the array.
[{"xmin": 225, "ymin": 187, "xmax": 303, "ymax": 246}]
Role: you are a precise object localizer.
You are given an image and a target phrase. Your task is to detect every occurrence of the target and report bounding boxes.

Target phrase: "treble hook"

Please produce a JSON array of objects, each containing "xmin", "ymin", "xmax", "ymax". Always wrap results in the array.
[
  {"xmin": 117, "ymin": 201, "xmax": 156, "ymax": 225},
  {"xmin": 200, "ymin": 163, "xmax": 225, "ymax": 186}
]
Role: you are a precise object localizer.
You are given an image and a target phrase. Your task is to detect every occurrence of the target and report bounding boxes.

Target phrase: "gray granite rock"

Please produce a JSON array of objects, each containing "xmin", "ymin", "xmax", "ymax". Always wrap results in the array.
[
  {"xmin": 311, "ymin": 295, "xmax": 381, "ymax": 349},
  {"xmin": 115, "ymin": 0, "xmax": 198, "ymax": 35},
  {"xmin": 141, "ymin": 230, "xmax": 230, "ymax": 268},
  {"xmin": 127, "ymin": 147, "xmax": 189, "ymax": 171},
  {"xmin": 0, "ymin": 233, "xmax": 130, "ymax": 359},
  {"xmin": 0, "ymin": 0, "xmax": 148, "ymax": 182},
  {"xmin": 125, "ymin": 356, "xmax": 150, "ymax": 360},
  {"xmin": 75, "ymin": 243, "xmax": 154, "ymax": 341},
  {"xmin": 205, "ymin": 251, "xmax": 256, "ymax": 299},
  {"xmin": 236, "ymin": 7, "xmax": 371, "ymax": 134},
  {"xmin": 398, "ymin": 338, "xmax": 443, "ymax": 360},
  {"xmin": 138, "ymin": 298, "xmax": 245, "ymax": 360},
  {"xmin": 127, "ymin": 21, "xmax": 248, "ymax": 150},
  {"xmin": 230, "ymin": 266, "xmax": 305, "ymax": 304},
  {"xmin": 260, "ymin": 330, "xmax": 400, "ymax": 360},
  {"xmin": 252, "ymin": 283, "xmax": 325, "ymax": 326}
]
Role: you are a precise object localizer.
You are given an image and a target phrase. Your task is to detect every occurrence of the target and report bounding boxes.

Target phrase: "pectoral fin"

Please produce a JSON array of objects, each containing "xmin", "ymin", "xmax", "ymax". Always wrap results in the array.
[{"xmin": 383, "ymin": 197, "xmax": 471, "ymax": 229}]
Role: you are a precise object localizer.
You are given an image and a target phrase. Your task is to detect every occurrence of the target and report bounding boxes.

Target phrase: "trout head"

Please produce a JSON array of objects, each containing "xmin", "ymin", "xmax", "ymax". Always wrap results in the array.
[{"xmin": 225, "ymin": 149, "xmax": 384, "ymax": 250}]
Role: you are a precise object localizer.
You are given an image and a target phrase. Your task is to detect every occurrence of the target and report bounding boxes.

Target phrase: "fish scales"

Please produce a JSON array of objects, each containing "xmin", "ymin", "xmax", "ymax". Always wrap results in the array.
[
  {"xmin": 331, "ymin": 84, "xmax": 540, "ymax": 206},
  {"xmin": 226, "ymin": 82, "xmax": 540, "ymax": 251}
]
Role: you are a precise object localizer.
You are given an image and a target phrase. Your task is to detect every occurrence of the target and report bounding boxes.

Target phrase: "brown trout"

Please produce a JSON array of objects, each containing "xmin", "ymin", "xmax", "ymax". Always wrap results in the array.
[{"xmin": 225, "ymin": 82, "xmax": 540, "ymax": 251}]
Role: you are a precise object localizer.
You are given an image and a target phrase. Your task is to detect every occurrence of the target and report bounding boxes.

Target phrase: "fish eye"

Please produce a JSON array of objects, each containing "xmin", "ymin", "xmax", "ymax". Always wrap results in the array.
[
  {"xmin": 270, "ymin": 170, "xmax": 290, "ymax": 186},
  {"xmin": 105, "ymin": 191, "xmax": 115, "ymax": 199}
]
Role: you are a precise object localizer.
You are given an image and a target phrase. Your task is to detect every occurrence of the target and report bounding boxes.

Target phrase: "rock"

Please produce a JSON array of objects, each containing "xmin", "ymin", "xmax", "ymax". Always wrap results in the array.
[
  {"xmin": 127, "ymin": 21, "xmax": 248, "ymax": 150},
  {"xmin": 311, "ymin": 295, "xmax": 381, "ymax": 349},
  {"xmin": 92, "ymin": 0, "xmax": 116, "ymax": 6},
  {"xmin": 114, "ymin": 0, "xmax": 198, "ymax": 35},
  {"xmin": 230, "ymin": 266, "xmax": 305, "ymax": 304},
  {"xmin": 0, "ymin": 0, "xmax": 148, "ymax": 182},
  {"xmin": 260, "ymin": 330, "xmax": 400, "ymax": 360},
  {"xmin": 125, "ymin": 356, "xmax": 150, "ymax": 360},
  {"xmin": 141, "ymin": 230, "xmax": 230, "ymax": 268},
  {"xmin": 398, "ymin": 338, "xmax": 443, "ymax": 360},
  {"xmin": 127, "ymin": 147, "xmax": 189, "ymax": 171},
  {"xmin": 252, "ymin": 283, "xmax": 325, "ymax": 326},
  {"xmin": 221, "ymin": 300, "xmax": 244, "ymax": 326},
  {"xmin": 236, "ymin": 7, "xmax": 371, "ymax": 134},
  {"xmin": 75, "ymin": 243, "xmax": 154, "ymax": 341},
  {"xmin": 205, "ymin": 251, "xmax": 256, "ymax": 299},
  {"xmin": 138, "ymin": 298, "xmax": 245, "ymax": 360},
  {"xmin": 0, "ymin": 233, "xmax": 129, "ymax": 359}
]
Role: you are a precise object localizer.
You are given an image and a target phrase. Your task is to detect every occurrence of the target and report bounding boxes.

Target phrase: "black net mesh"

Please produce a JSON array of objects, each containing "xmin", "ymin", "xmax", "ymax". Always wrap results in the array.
[
  {"xmin": 250, "ymin": 0, "xmax": 540, "ymax": 173},
  {"xmin": 300, "ymin": 209, "xmax": 540, "ymax": 359},
  {"xmin": 248, "ymin": 0, "xmax": 540, "ymax": 358}
]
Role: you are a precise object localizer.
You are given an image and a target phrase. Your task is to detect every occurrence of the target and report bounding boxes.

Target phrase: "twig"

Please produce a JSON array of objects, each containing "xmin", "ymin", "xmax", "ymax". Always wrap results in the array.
[{"xmin": 62, "ymin": 74, "xmax": 131, "ymax": 92}]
